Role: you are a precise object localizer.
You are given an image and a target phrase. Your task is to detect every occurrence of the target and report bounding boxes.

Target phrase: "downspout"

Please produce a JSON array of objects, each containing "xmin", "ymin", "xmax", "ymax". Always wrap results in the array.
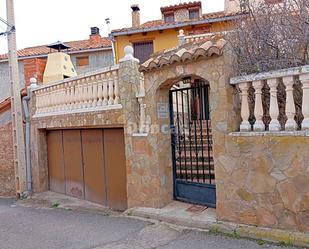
[
  {"xmin": 22, "ymin": 77, "xmax": 38, "ymax": 193},
  {"xmin": 22, "ymin": 94, "xmax": 31, "ymax": 193}
]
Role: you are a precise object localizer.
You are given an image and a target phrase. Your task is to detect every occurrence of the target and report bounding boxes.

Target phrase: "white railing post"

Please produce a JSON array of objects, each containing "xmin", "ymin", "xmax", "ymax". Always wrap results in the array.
[
  {"xmin": 300, "ymin": 73, "xmax": 309, "ymax": 130},
  {"xmin": 267, "ymin": 78, "xmax": 281, "ymax": 131},
  {"xmin": 91, "ymin": 76, "xmax": 97, "ymax": 108},
  {"xmin": 113, "ymin": 71, "xmax": 119, "ymax": 105},
  {"xmin": 97, "ymin": 74, "xmax": 103, "ymax": 107},
  {"xmin": 252, "ymin": 80, "xmax": 265, "ymax": 131},
  {"xmin": 282, "ymin": 76, "xmax": 297, "ymax": 130},
  {"xmin": 238, "ymin": 82, "xmax": 251, "ymax": 131},
  {"xmin": 103, "ymin": 74, "xmax": 108, "ymax": 106},
  {"xmin": 108, "ymin": 72, "xmax": 114, "ymax": 105},
  {"xmin": 86, "ymin": 77, "xmax": 92, "ymax": 108}
]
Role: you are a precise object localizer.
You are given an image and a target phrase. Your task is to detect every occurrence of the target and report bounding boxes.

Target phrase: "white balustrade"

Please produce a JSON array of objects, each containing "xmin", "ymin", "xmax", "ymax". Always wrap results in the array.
[
  {"xmin": 282, "ymin": 76, "xmax": 297, "ymax": 130},
  {"xmin": 267, "ymin": 78, "xmax": 280, "ymax": 131},
  {"xmin": 33, "ymin": 68, "xmax": 121, "ymax": 117},
  {"xmin": 252, "ymin": 80, "xmax": 265, "ymax": 131},
  {"xmin": 300, "ymin": 73, "xmax": 309, "ymax": 130},
  {"xmin": 238, "ymin": 82, "xmax": 251, "ymax": 131},
  {"xmin": 230, "ymin": 65, "xmax": 309, "ymax": 132}
]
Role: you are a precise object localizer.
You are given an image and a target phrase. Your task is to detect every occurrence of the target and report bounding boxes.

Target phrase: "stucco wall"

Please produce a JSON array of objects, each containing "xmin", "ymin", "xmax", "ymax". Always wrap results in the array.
[
  {"xmin": 0, "ymin": 61, "xmax": 24, "ymax": 102},
  {"xmin": 71, "ymin": 50, "xmax": 114, "ymax": 75}
]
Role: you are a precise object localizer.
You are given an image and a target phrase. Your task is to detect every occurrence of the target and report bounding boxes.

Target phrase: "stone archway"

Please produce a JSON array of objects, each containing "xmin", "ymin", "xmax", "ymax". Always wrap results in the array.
[{"xmin": 138, "ymin": 40, "xmax": 238, "ymax": 208}]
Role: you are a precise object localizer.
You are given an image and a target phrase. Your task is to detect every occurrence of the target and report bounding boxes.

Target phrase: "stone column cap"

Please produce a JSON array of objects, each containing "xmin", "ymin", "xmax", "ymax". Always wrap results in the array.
[{"xmin": 120, "ymin": 45, "xmax": 140, "ymax": 63}]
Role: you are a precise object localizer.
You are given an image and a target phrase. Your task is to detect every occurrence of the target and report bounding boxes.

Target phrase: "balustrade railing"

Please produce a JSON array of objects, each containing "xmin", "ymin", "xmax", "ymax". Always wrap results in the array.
[
  {"xmin": 33, "ymin": 66, "xmax": 121, "ymax": 117},
  {"xmin": 230, "ymin": 65, "xmax": 309, "ymax": 132}
]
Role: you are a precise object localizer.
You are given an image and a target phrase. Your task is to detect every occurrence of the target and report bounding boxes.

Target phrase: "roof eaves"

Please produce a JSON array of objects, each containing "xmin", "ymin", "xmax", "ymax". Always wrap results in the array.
[
  {"xmin": 0, "ymin": 46, "xmax": 112, "ymax": 63},
  {"xmin": 111, "ymin": 13, "xmax": 246, "ymax": 37}
]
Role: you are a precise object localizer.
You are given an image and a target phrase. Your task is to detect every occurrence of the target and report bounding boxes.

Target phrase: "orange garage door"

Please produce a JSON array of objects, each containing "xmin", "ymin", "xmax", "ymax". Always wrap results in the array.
[{"xmin": 47, "ymin": 128, "xmax": 127, "ymax": 210}]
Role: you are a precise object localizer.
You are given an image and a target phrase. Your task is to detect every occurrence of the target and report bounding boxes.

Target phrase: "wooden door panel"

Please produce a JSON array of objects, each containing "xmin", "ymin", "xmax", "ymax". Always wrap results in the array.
[
  {"xmin": 81, "ymin": 129, "xmax": 107, "ymax": 205},
  {"xmin": 47, "ymin": 131, "xmax": 65, "ymax": 194},
  {"xmin": 63, "ymin": 130, "xmax": 84, "ymax": 199},
  {"xmin": 104, "ymin": 129, "xmax": 127, "ymax": 210}
]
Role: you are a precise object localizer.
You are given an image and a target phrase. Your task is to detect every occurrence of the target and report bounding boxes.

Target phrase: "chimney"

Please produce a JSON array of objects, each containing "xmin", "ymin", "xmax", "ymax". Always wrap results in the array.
[
  {"xmin": 90, "ymin": 27, "xmax": 101, "ymax": 44},
  {"xmin": 43, "ymin": 41, "xmax": 77, "ymax": 84},
  {"xmin": 131, "ymin": 4, "xmax": 140, "ymax": 28}
]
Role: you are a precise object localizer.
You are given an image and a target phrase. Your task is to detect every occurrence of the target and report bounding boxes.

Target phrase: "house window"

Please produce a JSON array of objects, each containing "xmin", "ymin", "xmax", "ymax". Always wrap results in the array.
[
  {"xmin": 164, "ymin": 13, "xmax": 175, "ymax": 23},
  {"xmin": 189, "ymin": 9, "xmax": 199, "ymax": 20},
  {"xmin": 133, "ymin": 41, "xmax": 154, "ymax": 64},
  {"xmin": 76, "ymin": 56, "xmax": 89, "ymax": 67}
]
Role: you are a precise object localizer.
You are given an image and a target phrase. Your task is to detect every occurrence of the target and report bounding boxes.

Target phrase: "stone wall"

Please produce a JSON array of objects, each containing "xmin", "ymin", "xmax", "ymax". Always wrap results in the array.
[
  {"xmin": 217, "ymin": 134, "xmax": 309, "ymax": 232},
  {"xmin": 0, "ymin": 111, "xmax": 15, "ymax": 196}
]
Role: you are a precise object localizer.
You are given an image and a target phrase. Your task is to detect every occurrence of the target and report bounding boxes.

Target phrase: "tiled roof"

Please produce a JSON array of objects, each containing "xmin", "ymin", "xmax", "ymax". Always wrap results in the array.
[
  {"xmin": 112, "ymin": 11, "xmax": 244, "ymax": 35},
  {"xmin": 139, "ymin": 38, "xmax": 227, "ymax": 72},
  {"xmin": 161, "ymin": 1, "xmax": 202, "ymax": 12},
  {"xmin": 0, "ymin": 36, "xmax": 112, "ymax": 61},
  {"xmin": 0, "ymin": 97, "xmax": 11, "ymax": 113}
]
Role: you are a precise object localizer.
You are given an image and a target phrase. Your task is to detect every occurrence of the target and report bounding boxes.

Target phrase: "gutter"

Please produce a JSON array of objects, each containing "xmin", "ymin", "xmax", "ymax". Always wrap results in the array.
[{"xmin": 111, "ymin": 13, "xmax": 247, "ymax": 37}]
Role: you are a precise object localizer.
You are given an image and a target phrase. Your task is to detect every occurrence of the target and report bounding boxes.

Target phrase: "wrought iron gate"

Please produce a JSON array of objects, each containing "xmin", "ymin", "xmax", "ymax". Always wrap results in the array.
[{"xmin": 169, "ymin": 81, "xmax": 216, "ymax": 207}]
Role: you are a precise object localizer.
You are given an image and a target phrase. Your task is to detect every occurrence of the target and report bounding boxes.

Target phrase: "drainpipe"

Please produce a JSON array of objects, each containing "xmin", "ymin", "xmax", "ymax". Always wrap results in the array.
[{"xmin": 22, "ymin": 77, "xmax": 38, "ymax": 193}]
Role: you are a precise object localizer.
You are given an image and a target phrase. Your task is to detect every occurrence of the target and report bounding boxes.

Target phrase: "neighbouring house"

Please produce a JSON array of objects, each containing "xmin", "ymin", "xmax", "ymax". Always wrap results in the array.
[
  {"xmin": 0, "ymin": 27, "xmax": 113, "ymax": 196},
  {"xmin": 111, "ymin": 1, "xmax": 246, "ymax": 64}
]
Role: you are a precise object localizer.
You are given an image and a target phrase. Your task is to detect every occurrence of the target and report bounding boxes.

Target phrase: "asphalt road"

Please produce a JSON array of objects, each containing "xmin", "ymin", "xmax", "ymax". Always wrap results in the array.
[{"xmin": 0, "ymin": 198, "xmax": 297, "ymax": 249}]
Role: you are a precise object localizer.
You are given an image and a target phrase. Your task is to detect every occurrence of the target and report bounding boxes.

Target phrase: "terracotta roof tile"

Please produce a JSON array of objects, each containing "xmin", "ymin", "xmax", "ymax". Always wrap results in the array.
[
  {"xmin": 0, "ymin": 36, "xmax": 112, "ymax": 61},
  {"xmin": 112, "ymin": 11, "xmax": 244, "ymax": 35},
  {"xmin": 139, "ymin": 38, "xmax": 227, "ymax": 72},
  {"xmin": 0, "ymin": 97, "xmax": 11, "ymax": 113},
  {"xmin": 160, "ymin": 1, "xmax": 202, "ymax": 13}
]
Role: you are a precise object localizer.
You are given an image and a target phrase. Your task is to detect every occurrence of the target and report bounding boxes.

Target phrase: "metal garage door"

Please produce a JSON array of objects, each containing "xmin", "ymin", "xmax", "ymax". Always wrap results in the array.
[{"xmin": 47, "ymin": 128, "xmax": 127, "ymax": 210}]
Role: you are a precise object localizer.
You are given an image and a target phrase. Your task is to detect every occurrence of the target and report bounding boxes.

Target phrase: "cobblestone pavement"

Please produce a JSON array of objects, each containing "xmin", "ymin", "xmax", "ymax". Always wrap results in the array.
[{"xmin": 0, "ymin": 198, "xmax": 297, "ymax": 249}]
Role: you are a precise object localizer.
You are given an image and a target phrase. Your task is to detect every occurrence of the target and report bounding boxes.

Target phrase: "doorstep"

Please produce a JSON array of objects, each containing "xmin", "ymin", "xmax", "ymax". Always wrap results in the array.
[{"xmin": 124, "ymin": 201, "xmax": 217, "ymax": 230}]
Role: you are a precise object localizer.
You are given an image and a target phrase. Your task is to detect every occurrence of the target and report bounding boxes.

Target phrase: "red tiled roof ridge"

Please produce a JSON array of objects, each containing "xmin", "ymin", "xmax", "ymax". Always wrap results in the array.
[
  {"xmin": 0, "ymin": 36, "xmax": 112, "ymax": 61},
  {"xmin": 161, "ymin": 1, "xmax": 202, "ymax": 12}
]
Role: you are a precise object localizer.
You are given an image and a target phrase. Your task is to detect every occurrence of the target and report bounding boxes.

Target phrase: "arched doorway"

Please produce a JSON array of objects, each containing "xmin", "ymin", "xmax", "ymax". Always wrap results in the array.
[{"xmin": 169, "ymin": 77, "xmax": 215, "ymax": 207}]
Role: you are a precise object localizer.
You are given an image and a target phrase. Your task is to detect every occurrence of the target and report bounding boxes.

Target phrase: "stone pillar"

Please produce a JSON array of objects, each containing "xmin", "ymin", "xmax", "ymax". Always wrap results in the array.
[
  {"xmin": 282, "ymin": 76, "xmax": 297, "ymax": 130},
  {"xmin": 300, "ymin": 73, "xmax": 309, "ymax": 130},
  {"xmin": 118, "ymin": 46, "xmax": 145, "ymax": 208},
  {"xmin": 267, "ymin": 78, "xmax": 280, "ymax": 131},
  {"xmin": 238, "ymin": 82, "xmax": 251, "ymax": 131},
  {"xmin": 252, "ymin": 80, "xmax": 265, "ymax": 131},
  {"xmin": 178, "ymin": 30, "xmax": 185, "ymax": 46}
]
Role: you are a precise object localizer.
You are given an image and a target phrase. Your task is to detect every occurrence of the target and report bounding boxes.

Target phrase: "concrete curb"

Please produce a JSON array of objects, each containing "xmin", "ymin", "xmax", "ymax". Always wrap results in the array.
[{"xmin": 127, "ymin": 207, "xmax": 309, "ymax": 248}]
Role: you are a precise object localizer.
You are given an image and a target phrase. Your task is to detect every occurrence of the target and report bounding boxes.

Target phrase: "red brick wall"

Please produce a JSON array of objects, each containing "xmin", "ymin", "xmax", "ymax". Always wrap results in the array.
[
  {"xmin": 23, "ymin": 58, "xmax": 47, "ymax": 85},
  {"xmin": 0, "ymin": 122, "xmax": 15, "ymax": 196}
]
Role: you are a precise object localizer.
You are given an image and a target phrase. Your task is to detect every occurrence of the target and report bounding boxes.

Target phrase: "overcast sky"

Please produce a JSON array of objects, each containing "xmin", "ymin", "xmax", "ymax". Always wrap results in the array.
[{"xmin": 0, "ymin": 0, "xmax": 224, "ymax": 54}]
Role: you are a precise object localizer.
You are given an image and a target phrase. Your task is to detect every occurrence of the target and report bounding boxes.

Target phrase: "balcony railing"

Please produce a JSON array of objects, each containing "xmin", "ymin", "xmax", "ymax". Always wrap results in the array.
[
  {"xmin": 33, "ymin": 65, "xmax": 121, "ymax": 117},
  {"xmin": 230, "ymin": 65, "xmax": 309, "ymax": 132},
  {"xmin": 178, "ymin": 30, "xmax": 228, "ymax": 45}
]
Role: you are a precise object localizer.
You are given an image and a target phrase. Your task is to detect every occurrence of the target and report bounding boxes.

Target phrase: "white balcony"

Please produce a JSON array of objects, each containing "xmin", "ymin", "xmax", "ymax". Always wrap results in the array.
[{"xmin": 32, "ymin": 66, "xmax": 121, "ymax": 117}]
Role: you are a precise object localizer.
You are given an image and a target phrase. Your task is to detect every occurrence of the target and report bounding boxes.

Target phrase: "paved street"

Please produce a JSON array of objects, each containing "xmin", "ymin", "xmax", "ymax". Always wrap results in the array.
[{"xmin": 0, "ymin": 198, "xmax": 297, "ymax": 249}]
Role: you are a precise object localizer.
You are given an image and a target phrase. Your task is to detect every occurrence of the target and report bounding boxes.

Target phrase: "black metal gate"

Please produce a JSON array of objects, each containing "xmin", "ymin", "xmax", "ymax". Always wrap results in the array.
[{"xmin": 169, "ymin": 81, "xmax": 216, "ymax": 207}]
